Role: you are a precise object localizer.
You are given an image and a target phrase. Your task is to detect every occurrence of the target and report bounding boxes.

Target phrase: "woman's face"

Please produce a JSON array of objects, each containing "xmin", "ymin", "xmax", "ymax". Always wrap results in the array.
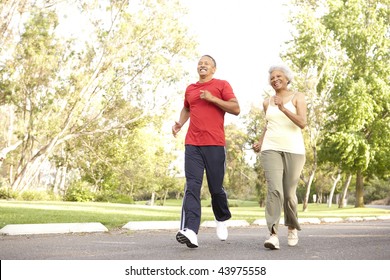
[{"xmin": 270, "ymin": 70, "xmax": 289, "ymax": 90}]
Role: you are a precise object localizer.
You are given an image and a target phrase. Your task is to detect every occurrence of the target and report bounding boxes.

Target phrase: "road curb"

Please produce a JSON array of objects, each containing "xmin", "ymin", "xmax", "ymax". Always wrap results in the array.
[
  {"xmin": 0, "ymin": 222, "xmax": 108, "ymax": 236},
  {"xmin": 1, "ymin": 216, "xmax": 390, "ymax": 236}
]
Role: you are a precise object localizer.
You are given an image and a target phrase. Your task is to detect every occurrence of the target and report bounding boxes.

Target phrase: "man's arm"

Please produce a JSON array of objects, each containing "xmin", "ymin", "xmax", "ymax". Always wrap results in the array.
[
  {"xmin": 200, "ymin": 90, "xmax": 240, "ymax": 115},
  {"xmin": 172, "ymin": 106, "xmax": 190, "ymax": 137}
]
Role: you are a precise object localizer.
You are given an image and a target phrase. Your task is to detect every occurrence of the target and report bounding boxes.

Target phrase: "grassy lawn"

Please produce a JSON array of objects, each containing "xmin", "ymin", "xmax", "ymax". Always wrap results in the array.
[{"xmin": 1, "ymin": 199, "xmax": 389, "ymax": 230}]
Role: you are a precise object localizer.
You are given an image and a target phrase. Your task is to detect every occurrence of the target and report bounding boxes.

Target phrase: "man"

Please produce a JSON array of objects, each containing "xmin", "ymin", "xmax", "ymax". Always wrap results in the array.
[{"xmin": 172, "ymin": 55, "xmax": 240, "ymax": 248}]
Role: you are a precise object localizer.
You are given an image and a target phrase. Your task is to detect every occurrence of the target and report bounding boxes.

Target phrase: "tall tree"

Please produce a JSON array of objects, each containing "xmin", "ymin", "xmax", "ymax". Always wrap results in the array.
[
  {"xmin": 243, "ymin": 104, "xmax": 267, "ymax": 206},
  {"xmin": 0, "ymin": 0, "xmax": 197, "ymax": 192},
  {"xmin": 0, "ymin": 0, "xmax": 56, "ymax": 170},
  {"xmin": 319, "ymin": 0, "xmax": 390, "ymax": 207},
  {"xmin": 286, "ymin": 0, "xmax": 390, "ymax": 208},
  {"xmin": 225, "ymin": 123, "xmax": 257, "ymax": 200},
  {"xmin": 283, "ymin": 0, "xmax": 345, "ymax": 211}
]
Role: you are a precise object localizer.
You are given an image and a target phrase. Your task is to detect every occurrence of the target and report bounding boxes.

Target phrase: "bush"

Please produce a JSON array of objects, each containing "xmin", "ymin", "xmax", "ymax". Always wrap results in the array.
[
  {"xmin": 364, "ymin": 177, "xmax": 390, "ymax": 204},
  {"xmin": 0, "ymin": 187, "xmax": 18, "ymax": 200},
  {"xmin": 64, "ymin": 182, "xmax": 95, "ymax": 202},
  {"xmin": 19, "ymin": 190, "xmax": 51, "ymax": 201},
  {"xmin": 112, "ymin": 194, "xmax": 134, "ymax": 204},
  {"xmin": 95, "ymin": 191, "xmax": 134, "ymax": 204}
]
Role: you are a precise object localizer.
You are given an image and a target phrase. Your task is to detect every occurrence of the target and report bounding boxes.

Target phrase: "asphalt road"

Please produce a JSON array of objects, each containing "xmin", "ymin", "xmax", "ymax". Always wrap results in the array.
[{"xmin": 1, "ymin": 219, "xmax": 389, "ymax": 260}]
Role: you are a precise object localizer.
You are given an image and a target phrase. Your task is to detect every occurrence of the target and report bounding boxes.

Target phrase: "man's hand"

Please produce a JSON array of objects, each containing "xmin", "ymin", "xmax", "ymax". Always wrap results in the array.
[
  {"xmin": 172, "ymin": 121, "xmax": 182, "ymax": 137},
  {"xmin": 200, "ymin": 90, "xmax": 214, "ymax": 102}
]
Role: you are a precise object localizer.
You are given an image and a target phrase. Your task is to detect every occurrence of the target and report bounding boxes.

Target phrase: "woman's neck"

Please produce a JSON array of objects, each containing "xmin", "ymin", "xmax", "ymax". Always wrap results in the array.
[{"xmin": 275, "ymin": 89, "xmax": 292, "ymax": 97}]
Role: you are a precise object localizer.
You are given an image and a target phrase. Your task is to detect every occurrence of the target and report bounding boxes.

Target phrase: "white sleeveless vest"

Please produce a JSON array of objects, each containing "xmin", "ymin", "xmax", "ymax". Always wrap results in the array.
[{"xmin": 261, "ymin": 95, "xmax": 305, "ymax": 155}]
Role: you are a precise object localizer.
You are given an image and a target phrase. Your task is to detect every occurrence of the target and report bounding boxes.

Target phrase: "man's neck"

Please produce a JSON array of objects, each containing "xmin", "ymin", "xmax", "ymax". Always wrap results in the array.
[{"xmin": 198, "ymin": 76, "xmax": 214, "ymax": 83}]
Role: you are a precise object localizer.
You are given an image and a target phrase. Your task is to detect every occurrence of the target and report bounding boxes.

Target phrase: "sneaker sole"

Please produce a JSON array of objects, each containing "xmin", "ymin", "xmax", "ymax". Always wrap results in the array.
[
  {"xmin": 176, "ymin": 232, "xmax": 198, "ymax": 248},
  {"xmin": 264, "ymin": 242, "xmax": 280, "ymax": 250},
  {"xmin": 217, "ymin": 232, "xmax": 228, "ymax": 241},
  {"xmin": 288, "ymin": 240, "xmax": 298, "ymax": 247}
]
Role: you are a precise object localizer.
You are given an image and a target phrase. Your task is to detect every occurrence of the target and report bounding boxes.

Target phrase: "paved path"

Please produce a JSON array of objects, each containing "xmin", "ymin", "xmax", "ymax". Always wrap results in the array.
[{"xmin": 1, "ymin": 219, "xmax": 389, "ymax": 260}]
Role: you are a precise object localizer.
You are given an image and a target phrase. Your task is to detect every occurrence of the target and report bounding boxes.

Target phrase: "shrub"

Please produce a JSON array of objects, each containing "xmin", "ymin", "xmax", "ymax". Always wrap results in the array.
[
  {"xmin": 0, "ymin": 187, "xmax": 18, "ymax": 200},
  {"xmin": 19, "ymin": 190, "xmax": 50, "ymax": 201},
  {"xmin": 112, "ymin": 194, "xmax": 134, "ymax": 204},
  {"xmin": 364, "ymin": 177, "xmax": 390, "ymax": 204},
  {"xmin": 64, "ymin": 182, "xmax": 95, "ymax": 202},
  {"xmin": 95, "ymin": 191, "xmax": 134, "ymax": 204}
]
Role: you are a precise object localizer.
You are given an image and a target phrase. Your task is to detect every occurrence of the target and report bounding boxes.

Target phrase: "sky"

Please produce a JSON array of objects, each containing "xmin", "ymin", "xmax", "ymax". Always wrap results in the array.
[
  {"xmin": 169, "ymin": 0, "xmax": 293, "ymax": 165},
  {"xmin": 56, "ymin": 0, "xmax": 293, "ymax": 119},
  {"xmin": 54, "ymin": 0, "xmax": 293, "ymax": 139},
  {"xmin": 180, "ymin": 0, "xmax": 292, "ymax": 118}
]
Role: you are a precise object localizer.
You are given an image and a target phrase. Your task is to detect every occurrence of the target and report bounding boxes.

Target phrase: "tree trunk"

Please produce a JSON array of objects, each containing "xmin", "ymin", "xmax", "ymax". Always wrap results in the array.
[
  {"xmin": 150, "ymin": 192, "xmax": 155, "ymax": 206},
  {"xmin": 12, "ymin": 155, "xmax": 46, "ymax": 191},
  {"xmin": 302, "ymin": 145, "xmax": 317, "ymax": 212},
  {"xmin": 338, "ymin": 173, "xmax": 352, "ymax": 208},
  {"xmin": 163, "ymin": 189, "xmax": 168, "ymax": 206},
  {"xmin": 0, "ymin": 140, "xmax": 23, "ymax": 168},
  {"xmin": 12, "ymin": 136, "xmax": 59, "ymax": 191},
  {"xmin": 318, "ymin": 192, "xmax": 323, "ymax": 203},
  {"xmin": 53, "ymin": 166, "xmax": 67, "ymax": 195},
  {"xmin": 328, "ymin": 170, "xmax": 341, "ymax": 208},
  {"xmin": 355, "ymin": 170, "xmax": 365, "ymax": 207},
  {"xmin": 302, "ymin": 170, "xmax": 315, "ymax": 212}
]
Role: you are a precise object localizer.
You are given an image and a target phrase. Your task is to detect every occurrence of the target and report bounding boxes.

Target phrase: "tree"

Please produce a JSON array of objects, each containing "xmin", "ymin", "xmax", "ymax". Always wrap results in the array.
[
  {"xmin": 225, "ymin": 123, "xmax": 257, "ymax": 200},
  {"xmin": 0, "ymin": 1, "xmax": 56, "ymax": 167},
  {"xmin": 283, "ymin": 0, "xmax": 345, "ymax": 211},
  {"xmin": 327, "ymin": 169, "xmax": 341, "ymax": 207},
  {"xmin": 0, "ymin": 0, "xmax": 197, "ymax": 193},
  {"xmin": 319, "ymin": 0, "xmax": 390, "ymax": 207},
  {"xmin": 338, "ymin": 173, "xmax": 352, "ymax": 208},
  {"xmin": 286, "ymin": 0, "xmax": 390, "ymax": 208},
  {"xmin": 243, "ymin": 104, "xmax": 268, "ymax": 206}
]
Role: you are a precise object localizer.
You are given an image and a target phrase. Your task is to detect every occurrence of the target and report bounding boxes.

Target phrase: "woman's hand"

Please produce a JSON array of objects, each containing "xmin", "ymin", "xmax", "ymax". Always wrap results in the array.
[{"xmin": 252, "ymin": 142, "xmax": 261, "ymax": 153}]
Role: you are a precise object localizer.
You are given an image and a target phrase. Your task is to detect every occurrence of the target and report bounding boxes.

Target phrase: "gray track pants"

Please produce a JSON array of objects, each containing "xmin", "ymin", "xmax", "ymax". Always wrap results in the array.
[{"xmin": 261, "ymin": 150, "xmax": 305, "ymax": 234}]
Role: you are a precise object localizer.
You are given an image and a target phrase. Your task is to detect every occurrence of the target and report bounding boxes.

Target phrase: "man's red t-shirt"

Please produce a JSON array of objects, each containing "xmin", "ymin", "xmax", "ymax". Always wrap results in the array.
[{"xmin": 184, "ymin": 78, "xmax": 236, "ymax": 146}]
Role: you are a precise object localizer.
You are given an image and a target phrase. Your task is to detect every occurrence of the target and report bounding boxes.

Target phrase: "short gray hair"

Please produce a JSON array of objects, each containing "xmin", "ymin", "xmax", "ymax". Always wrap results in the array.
[{"xmin": 268, "ymin": 64, "xmax": 294, "ymax": 84}]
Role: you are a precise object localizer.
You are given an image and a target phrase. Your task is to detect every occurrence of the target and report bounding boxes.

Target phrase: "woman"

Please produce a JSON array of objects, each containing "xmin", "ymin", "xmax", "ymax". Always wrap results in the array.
[{"xmin": 253, "ymin": 64, "xmax": 307, "ymax": 250}]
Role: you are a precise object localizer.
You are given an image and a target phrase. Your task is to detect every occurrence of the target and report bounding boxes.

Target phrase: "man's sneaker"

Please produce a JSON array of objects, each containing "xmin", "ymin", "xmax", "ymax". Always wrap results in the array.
[
  {"xmin": 176, "ymin": 229, "xmax": 198, "ymax": 248},
  {"xmin": 264, "ymin": 234, "xmax": 280, "ymax": 250},
  {"xmin": 216, "ymin": 220, "xmax": 228, "ymax": 241},
  {"xmin": 288, "ymin": 228, "xmax": 299, "ymax": 246}
]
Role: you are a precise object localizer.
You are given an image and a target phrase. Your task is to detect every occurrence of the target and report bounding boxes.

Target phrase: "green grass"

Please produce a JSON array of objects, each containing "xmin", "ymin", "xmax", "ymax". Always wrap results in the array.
[{"xmin": 1, "ymin": 199, "xmax": 389, "ymax": 230}]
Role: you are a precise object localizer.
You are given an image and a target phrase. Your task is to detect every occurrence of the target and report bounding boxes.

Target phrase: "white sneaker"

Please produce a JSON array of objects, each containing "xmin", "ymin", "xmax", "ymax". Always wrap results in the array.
[
  {"xmin": 176, "ymin": 229, "xmax": 198, "ymax": 248},
  {"xmin": 264, "ymin": 234, "xmax": 280, "ymax": 250},
  {"xmin": 288, "ymin": 229, "xmax": 298, "ymax": 246},
  {"xmin": 216, "ymin": 220, "xmax": 228, "ymax": 241}
]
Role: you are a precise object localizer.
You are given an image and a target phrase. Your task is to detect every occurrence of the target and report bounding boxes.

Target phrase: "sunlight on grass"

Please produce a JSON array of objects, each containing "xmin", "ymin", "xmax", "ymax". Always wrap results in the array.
[{"xmin": 1, "ymin": 199, "xmax": 389, "ymax": 230}]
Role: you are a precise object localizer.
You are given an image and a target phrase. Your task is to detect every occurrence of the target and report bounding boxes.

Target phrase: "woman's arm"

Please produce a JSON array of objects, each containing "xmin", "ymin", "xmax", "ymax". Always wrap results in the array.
[
  {"xmin": 252, "ymin": 99, "xmax": 269, "ymax": 152},
  {"xmin": 276, "ymin": 92, "xmax": 307, "ymax": 129}
]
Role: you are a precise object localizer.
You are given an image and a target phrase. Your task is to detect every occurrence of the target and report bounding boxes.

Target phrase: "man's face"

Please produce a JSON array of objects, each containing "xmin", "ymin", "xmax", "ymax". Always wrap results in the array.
[{"xmin": 197, "ymin": 56, "xmax": 216, "ymax": 78}]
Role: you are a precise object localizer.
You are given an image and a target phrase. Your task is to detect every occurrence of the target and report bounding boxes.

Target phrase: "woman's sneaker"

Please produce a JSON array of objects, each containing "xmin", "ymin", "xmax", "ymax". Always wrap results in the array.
[
  {"xmin": 264, "ymin": 234, "xmax": 280, "ymax": 250},
  {"xmin": 176, "ymin": 229, "xmax": 198, "ymax": 248},
  {"xmin": 288, "ymin": 229, "xmax": 299, "ymax": 246}
]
